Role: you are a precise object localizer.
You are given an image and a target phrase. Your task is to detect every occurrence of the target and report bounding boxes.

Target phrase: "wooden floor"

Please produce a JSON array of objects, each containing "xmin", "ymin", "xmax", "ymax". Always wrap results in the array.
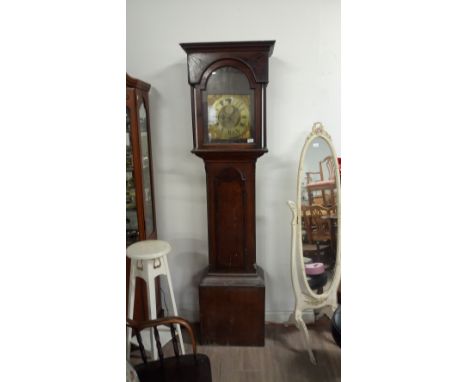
[{"xmin": 129, "ymin": 316, "xmax": 340, "ymax": 382}]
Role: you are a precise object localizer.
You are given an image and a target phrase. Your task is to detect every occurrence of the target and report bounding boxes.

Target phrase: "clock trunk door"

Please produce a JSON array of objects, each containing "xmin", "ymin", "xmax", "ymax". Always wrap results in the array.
[{"xmin": 206, "ymin": 162, "xmax": 256, "ymax": 273}]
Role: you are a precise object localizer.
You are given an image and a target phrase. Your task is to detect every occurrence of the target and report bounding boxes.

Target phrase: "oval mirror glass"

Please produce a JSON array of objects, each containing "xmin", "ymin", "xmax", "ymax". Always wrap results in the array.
[{"xmin": 300, "ymin": 134, "xmax": 339, "ymax": 295}]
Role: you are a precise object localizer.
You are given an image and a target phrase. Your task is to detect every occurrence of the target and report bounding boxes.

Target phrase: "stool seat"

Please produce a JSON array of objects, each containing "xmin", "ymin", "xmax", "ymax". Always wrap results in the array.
[{"xmin": 127, "ymin": 240, "xmax": 171, "ymax": 260}]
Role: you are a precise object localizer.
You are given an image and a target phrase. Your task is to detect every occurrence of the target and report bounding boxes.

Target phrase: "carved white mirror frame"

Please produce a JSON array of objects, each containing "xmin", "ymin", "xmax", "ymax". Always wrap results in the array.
[{"xmin": 287, "ymin": 122, "xmax": 341, "ymax": 364}]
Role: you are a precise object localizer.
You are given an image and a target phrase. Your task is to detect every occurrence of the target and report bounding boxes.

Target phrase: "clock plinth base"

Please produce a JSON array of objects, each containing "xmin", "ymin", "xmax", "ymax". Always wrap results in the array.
[{"xmin": 199, "ymin": 266, "xmax": 265, "ymax": 346}]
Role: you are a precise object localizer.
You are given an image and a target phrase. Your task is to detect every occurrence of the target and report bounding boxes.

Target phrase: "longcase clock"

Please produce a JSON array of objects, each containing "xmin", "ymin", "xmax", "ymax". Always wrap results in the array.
[{"xmin": 180, "ymin": 41, "xmax": 275, "ymax": 345}]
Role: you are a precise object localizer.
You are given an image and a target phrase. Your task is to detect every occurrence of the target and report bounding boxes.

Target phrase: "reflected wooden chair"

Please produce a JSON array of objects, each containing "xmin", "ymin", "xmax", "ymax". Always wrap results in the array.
[
  {"xmin": 305, "ymin": 170, "xmax": 322, "ymax": 205},
  {"xmin": 302, "ymin": 204, "xmax": 338, "ymax": 295},
  {"xmin": 326, "ymin": 204, "xmax": 337, "ymax": 217},
  {"xmin": 319, "ymin": 155, "xmax": 337, "ymax": 206},
  {"xmin": 305, "ymin": 155, "xmax": 337, "ymax": 206},
  {"xmin": 301, "ymin": 205, "xmax": 333, "ymax": 264},
  {"xmin": 127, "ymin": 316, "xmax": 212, "ymax": 382}
]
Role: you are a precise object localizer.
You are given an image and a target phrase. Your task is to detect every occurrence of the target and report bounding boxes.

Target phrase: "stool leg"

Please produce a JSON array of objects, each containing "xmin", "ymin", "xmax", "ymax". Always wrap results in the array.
[
  {"xmin": 146, "ymin": 267, "xmax": 159, "ymax": 361},
  {"xmin": 163, "ymin": 256, "xmax": 185, "ymax": 355},
  {"xmin": 127, "ymin": 259, "xmax": 136, "ymax": 359}
]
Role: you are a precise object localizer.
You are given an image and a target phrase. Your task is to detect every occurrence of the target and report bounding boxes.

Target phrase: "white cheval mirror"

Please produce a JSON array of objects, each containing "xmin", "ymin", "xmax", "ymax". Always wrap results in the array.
[{"xmin": 287, "ymin": 122, "xmax": 341, "ymax": 364}]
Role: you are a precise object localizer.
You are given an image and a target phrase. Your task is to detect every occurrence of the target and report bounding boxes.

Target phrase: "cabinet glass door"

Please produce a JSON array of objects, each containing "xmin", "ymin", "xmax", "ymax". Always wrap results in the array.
[
  {"xmin": 126, "ymin": 108, "xmax": 139, "ymax": 246},
  {"xmin": 138, "ymin": 102, "xmax": 155, "ymax": 237}
]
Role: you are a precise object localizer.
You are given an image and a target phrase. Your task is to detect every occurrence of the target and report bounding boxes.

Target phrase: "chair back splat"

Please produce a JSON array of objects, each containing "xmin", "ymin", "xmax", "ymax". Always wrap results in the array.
[
  {"xmin": 127, "ymin": 316, "xmax": 212, "ymax": 382},
  {"xmin": 170, "ymin": 324, "xmax": 180, "ymax": 358}
]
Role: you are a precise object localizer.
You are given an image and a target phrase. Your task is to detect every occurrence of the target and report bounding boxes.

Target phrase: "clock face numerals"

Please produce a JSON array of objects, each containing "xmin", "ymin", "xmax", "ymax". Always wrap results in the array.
[{"xmin": 207, "ymin": 94, "xmax": 251, "ymax": 142}]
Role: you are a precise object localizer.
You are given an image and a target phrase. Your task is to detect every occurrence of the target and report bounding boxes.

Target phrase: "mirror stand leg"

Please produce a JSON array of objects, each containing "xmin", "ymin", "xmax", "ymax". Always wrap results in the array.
[
  {"xmin": 315, "ymin": 309, "xmax": 326, "ymax": 320},
  {"xmin": 296, "ymin": 313, "xmax": 317, "ymax": 364},
  {"xmin": 316, "ymin": 297, "xmax": 338, "ymax": 321},
  {"xmin": 285, "ymin": 311, "xmax": 296, "ymax": 327},
  {"xmin": 326, "ymin": 292, "xmax": 339, "ymax": 319},
  {"xmin": 323, "ymin": 305, "xmax": 334, "ymax": 320}
]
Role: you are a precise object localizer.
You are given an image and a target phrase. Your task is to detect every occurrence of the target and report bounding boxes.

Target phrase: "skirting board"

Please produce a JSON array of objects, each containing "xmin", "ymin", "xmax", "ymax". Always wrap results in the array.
[
  {"xmin": 177, "ymin": 309, "xmax": 317, "ymax": 325},
  {"xmin": 266, "ymin": 311, "xmax": 317, "ymax": 324}
]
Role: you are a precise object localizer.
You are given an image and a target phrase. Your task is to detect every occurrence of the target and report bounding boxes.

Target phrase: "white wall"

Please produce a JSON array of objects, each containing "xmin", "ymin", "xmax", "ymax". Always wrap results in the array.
[{"xmin": 127, "ymin": 0, "xmax": 340, "ymax": 322}]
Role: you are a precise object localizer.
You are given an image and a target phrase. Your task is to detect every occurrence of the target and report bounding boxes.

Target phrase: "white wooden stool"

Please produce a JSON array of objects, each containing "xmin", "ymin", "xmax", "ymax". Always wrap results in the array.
[{"xmin": 126, "ymin": 240, "xmax": 185, "ymax": 359}]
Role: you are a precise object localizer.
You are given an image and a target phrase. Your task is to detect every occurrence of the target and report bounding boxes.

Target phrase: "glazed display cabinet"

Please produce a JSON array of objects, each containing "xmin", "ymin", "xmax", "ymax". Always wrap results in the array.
[{"xmin": 126, "ymin": 73, "xmax": 160, "ymax": 320}]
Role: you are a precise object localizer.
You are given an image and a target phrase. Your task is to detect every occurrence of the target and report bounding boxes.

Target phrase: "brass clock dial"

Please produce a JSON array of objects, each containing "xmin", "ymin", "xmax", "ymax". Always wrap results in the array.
[{"xmin": 207, "ymin": 94, "xmax": 251, "ymax": 141}]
